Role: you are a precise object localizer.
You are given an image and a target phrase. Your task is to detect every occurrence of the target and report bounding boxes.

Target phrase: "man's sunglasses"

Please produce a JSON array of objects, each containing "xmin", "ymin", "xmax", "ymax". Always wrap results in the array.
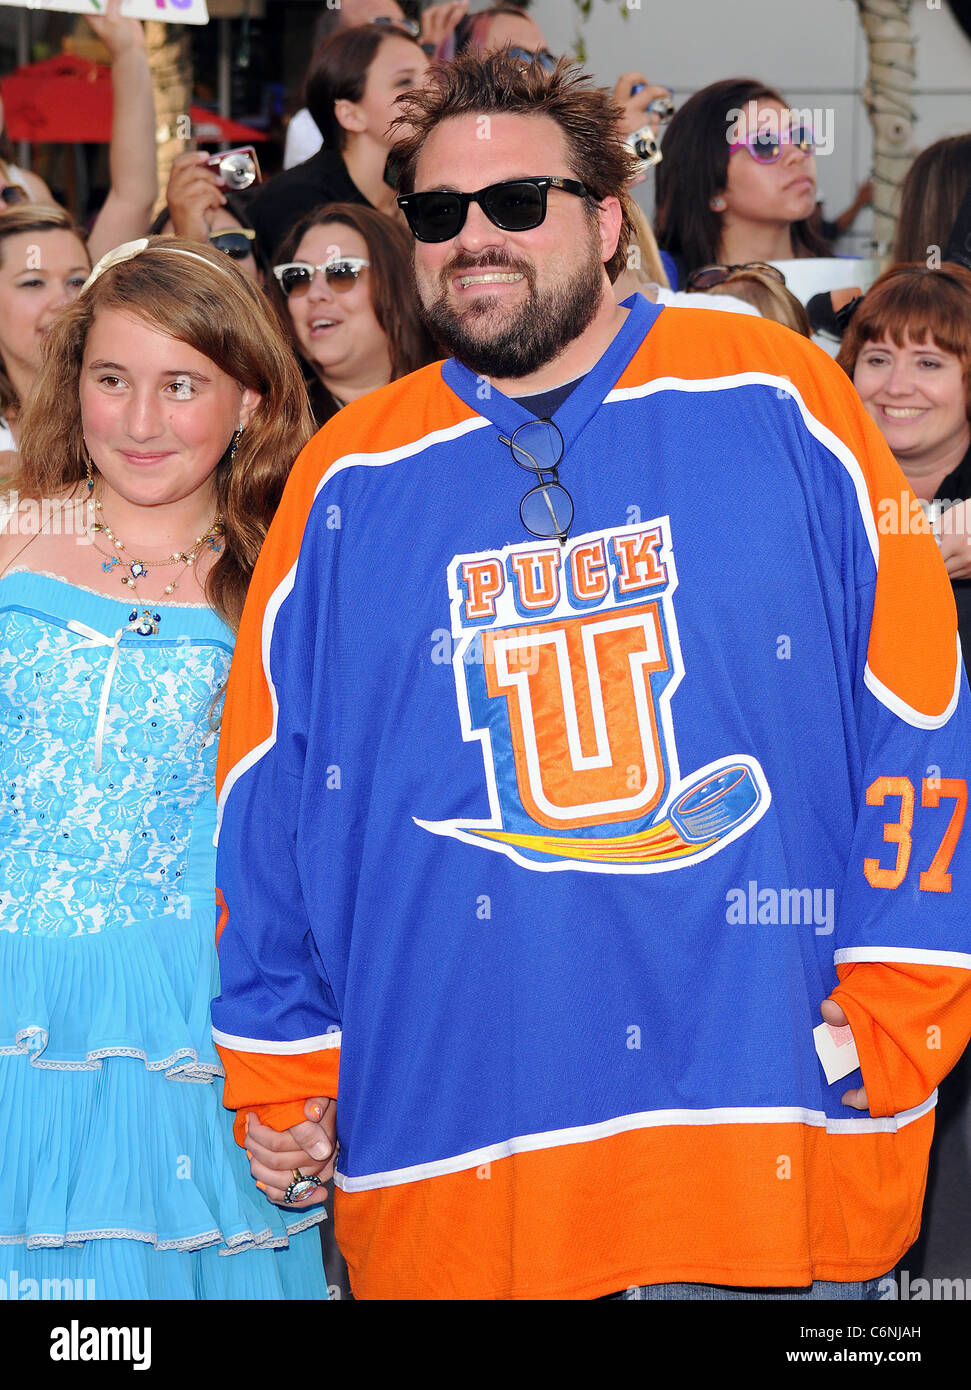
[
  {"xmin": 685, "ymin": 262, "xmax": 787, "ymax": 292},
  {"xmin": 273, "ymin": 257, "xmax": 369, "ymax": 297},
  {"xmin": 209, "ymin": 228, "xmax": 256, "ymax": 261},
  {"xmin": 728, "ymin": 126, "xmax": 815, "ymax": 164},
  {"xmin": 397, "ymin": 176, "xmax": 591, "ymax": 243},
  {"xmin": 506, "ymin": 44, "xmax": 557, "ymax": 71},
  {"xmin": 500, "ymin": 418, "xmax": 572, "ymax": 544}
]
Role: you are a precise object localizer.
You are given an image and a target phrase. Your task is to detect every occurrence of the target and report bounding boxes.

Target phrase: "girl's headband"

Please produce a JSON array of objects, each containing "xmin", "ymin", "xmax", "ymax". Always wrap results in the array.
[{"xmin": 81, "ymin": 238, "xmax": 237, "ymax": 295}]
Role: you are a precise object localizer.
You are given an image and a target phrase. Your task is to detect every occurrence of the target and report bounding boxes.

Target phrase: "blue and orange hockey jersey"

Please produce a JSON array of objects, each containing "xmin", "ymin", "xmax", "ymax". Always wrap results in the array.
[{"xmin": 212, "ymin": 296, "xmax": 971, "ymax": 1299}]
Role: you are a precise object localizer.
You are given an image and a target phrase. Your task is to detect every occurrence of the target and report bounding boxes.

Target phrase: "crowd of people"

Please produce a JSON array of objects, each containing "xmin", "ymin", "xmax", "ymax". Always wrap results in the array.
[{"xmin": 1, "ymin": 0, "xmax": 970, "ymax": 1304}]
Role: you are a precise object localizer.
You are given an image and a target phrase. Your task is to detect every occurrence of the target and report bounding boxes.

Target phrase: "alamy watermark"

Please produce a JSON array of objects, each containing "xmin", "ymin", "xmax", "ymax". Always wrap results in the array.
[
  {"xmin": 726, "ymin": 879, "xmax": 835, "ymax": 934},
  {"xmin": 726, "ymin": 101, "xmax": 834, "ymax": 158},
  {"xmin": 0, "ymin": 1270, "xmax": 95, "ymax": 1300},
  {"xmin": 1, "ymin": 492, "xmax": 95, "ymax": 542}
]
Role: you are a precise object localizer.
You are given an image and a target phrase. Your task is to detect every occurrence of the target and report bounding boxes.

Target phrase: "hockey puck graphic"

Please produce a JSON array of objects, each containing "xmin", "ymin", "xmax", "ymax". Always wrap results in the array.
[{"xmin": 668, "ymin": 763, "xmax": 761, "ymax": 844}]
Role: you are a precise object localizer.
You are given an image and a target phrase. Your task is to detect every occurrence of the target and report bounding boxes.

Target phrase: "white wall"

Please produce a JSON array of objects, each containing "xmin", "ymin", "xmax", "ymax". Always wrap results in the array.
[{"xmin": 529, "ymin": 0, "xmax": 971, "ymax": 253}]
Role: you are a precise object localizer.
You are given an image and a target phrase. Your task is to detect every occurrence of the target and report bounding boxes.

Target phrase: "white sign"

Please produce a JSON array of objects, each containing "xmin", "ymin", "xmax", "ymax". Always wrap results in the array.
[{"xmin": 0, "ymin": 0, "xmax": 209, "ymax": 24}]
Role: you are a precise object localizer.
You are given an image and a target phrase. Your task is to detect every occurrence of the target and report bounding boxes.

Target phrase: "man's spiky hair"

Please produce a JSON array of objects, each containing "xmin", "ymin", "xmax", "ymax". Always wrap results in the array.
[{"xmin": 391, "ymin": 51, "xmax": 639, "ymax": 283}]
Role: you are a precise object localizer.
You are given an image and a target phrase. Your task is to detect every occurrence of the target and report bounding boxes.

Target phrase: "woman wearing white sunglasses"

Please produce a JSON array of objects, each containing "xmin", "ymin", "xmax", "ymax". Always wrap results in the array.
[{"xmin": 270, "ymin": 203, "xmax": 435, "ymax": 425}]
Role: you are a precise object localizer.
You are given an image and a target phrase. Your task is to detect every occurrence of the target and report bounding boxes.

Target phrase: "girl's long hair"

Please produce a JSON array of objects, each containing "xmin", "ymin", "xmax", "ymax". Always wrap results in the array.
[
  {"xmin": 14, "ymin": 236, "xmax": 314, "ymax": 631},
  {"xmin": 893, "ymin": 134, "xmax": 971, "ymax": 264}
]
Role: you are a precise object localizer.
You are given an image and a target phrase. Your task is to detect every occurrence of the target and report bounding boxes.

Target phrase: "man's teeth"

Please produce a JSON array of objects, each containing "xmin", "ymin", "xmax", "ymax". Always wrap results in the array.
[
  {"xmin": 883, "ymin": 406, "xmax": 925, "ymax": 418},
  {"xmin": 458, "ymin": 272, "xmax": 523, "ymax": 287}
]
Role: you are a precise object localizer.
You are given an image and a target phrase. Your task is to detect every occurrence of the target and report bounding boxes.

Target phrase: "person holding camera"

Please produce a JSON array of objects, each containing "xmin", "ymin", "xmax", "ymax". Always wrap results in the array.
[{"xmin": 155, "ymin": 151, "xmax": 264, "ymax": 285}]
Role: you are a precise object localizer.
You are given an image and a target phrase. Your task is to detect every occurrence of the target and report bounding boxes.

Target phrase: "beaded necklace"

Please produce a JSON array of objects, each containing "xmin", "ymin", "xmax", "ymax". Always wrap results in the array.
[{"xmin": 89, "ymin": 497, "xmax": 224, "ymax": 636}]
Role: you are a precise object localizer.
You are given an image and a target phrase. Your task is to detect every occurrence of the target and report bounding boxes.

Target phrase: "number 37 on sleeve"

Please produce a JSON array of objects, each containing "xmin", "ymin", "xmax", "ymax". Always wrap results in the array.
[{"xmin": 864, "ymin": 775, "xmax": 967, "ymax": 893}]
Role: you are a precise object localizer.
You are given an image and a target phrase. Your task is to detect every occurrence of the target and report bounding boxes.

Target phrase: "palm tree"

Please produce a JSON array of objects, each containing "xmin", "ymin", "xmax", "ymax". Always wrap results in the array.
[
  {"xmin": 144, "ymin": 20, "xmax": 193, "ymax": 215},
  {"xmin": 854, "ymin": 0, "xmax": 916, "ymax": 254}
]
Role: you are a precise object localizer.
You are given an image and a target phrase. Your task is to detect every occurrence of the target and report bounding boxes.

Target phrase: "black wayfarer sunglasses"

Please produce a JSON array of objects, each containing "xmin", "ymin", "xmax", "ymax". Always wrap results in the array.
[
  {"xmin": 208, "ymin": 228, "xmax": 256, "ymax": 261},
  {"xmin": 397, "ymin": 176, "xmax": 592, "ymax": 243}
]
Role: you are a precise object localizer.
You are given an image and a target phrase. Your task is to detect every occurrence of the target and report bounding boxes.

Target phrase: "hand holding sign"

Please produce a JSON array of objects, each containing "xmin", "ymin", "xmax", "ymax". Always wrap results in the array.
[
  {"xmin": 83, "ymin": 0, "xmax": 146, "ymax": 55},
  {"xmin": 0, "ymin": 1, "xmax": 209, "ymax": 25}
]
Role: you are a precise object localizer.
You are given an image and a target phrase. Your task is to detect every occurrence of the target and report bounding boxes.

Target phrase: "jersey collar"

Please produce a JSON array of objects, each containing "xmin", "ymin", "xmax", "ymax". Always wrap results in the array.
[{"xmin": 441, "ymin": 293, "xmax": 662, "ymax": 453}]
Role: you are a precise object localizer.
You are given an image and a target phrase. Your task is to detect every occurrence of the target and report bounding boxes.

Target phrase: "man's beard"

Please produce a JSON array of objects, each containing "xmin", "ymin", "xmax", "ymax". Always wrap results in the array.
[{"xmin": 416, "ymin": 229, "xmax": 607, "ymax": 380}]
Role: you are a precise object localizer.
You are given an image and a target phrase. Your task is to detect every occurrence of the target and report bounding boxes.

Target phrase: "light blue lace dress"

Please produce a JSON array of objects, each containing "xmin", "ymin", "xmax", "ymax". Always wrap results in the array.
[{"xmin": 0, "ymin": 571, "xmax": 328, "ymax": 1300}]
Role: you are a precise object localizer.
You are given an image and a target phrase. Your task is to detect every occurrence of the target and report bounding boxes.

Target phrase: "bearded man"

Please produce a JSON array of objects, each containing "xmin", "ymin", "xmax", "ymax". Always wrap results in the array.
[{"xmin": 211, "ymin": 53, "xmax": 971, "ymax": 1301}]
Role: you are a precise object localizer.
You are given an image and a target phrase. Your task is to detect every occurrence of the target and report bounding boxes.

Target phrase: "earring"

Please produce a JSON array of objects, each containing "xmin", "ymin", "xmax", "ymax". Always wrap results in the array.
[
  {"xmin": 83, "ymin": 444, "xmax": 95, "ymax": 491},
  {"xmin": 710, "ymin": 196, "xmax": 726, "ymax": 211},
  {"xmin": 228, "ymin": 425, "xmax": 243, "ymax": 464}
]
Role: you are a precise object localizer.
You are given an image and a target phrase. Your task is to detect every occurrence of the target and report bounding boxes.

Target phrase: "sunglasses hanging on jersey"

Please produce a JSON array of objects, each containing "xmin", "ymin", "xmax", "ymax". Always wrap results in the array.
[
  {"xmin": 397, "ymin": 176, "xmax": 592, "ymax": 243},
  {"xmin": 499, "ymin": 418, "xmax": 574, "ymax": 545}
]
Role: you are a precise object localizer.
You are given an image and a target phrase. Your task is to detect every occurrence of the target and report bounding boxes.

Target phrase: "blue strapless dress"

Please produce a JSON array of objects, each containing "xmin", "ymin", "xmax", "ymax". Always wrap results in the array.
[{"xmin": 0, "ymin": 572, "xmax": 328, "ymax": 1300}]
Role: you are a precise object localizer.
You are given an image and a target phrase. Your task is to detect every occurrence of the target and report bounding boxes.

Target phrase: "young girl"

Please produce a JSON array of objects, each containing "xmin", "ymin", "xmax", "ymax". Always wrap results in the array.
[{"xmin": 0, "ymin": 237, "xmax": 329, "ymax": 1298}]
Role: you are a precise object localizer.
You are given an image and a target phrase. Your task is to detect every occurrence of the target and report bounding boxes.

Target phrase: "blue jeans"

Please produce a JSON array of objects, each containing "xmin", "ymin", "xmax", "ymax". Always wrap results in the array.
[{"xmin": 605, "ymin": 1275, "xmax": 890, "ymax": 1300}]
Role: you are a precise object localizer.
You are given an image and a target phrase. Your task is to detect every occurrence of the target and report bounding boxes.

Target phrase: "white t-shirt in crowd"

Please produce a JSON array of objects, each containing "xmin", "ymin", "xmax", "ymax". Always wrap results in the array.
[
  {"xmin": 284, "ymin": 109, "xmax": 324, "ymax": 169},
  {"xmin": 652, "ymin": 285, "xmax": 761, "ymax": 316}
]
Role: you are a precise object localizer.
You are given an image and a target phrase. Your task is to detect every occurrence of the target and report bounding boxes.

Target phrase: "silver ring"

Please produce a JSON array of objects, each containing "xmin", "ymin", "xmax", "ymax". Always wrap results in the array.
[{"xmin": 284, "ymin": 1169, "xmax": 323, "ymax": 1204}]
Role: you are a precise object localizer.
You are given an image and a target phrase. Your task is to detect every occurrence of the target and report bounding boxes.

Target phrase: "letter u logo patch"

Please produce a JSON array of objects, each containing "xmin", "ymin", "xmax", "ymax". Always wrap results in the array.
[
  {"xmin": 417, "ymin": 517, "xmax": 770, "ymax": 872},
  {"xmin": 482, "ymin": 603, "xmax": 669, "ymax": 830}
]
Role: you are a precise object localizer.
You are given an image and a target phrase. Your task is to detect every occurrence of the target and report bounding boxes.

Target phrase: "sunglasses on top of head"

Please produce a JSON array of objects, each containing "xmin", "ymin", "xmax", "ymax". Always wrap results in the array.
[
  {"xmin": 273, "ymin": 257, "xmax": 370, "ymax": 298},
  {"xmin": 368, "ymin": 14, "xmax": 421, "ymax": 38},
  {"xmin": 685, "ymin": 262, "xmax": 787, "ymax": 292},
  {"xmin": 397, "ymin": 176, "xmax": 592, "ymax": 243},
  {"xmin": 506, "ymin": 44, "xmax": 557, "ymax": 72},
  {"xmin": 728, "ymin": 126, "xmax": 815, "ymax": 164}
]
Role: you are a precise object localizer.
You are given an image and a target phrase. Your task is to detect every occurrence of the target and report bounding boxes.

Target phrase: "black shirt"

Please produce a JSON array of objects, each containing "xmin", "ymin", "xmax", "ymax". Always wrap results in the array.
[
  {"xmin": 512, "ymin": 373, "xmax": 585, "ymax": 419},
  {"xmin": 245, "ymin": 147, "xmax": 368, "ymax": 261},
  {"xmin": 934, "ymin": 439, "xmax": 971, "ymax": 675}
]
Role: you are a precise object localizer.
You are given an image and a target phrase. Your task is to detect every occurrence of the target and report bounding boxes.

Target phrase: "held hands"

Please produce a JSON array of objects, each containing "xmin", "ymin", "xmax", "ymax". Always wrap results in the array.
[
  {"xmin": 165, "ymin": 151, "xmax": 226, "ymax": 244},
  {"xmin": 244, "ymin": 1097, "xmax": 336, "ymax": 1207},
  {"xmin": 819, "ymin": 999, "xmax": 868, "ymax": 1110},
  {"xmin": 84, "ymin": 0, "xmax": 146, "ymax": 60}
]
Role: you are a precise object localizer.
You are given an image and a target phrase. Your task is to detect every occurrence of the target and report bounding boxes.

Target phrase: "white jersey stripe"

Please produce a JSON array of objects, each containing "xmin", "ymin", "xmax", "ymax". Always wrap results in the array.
[{"xmin": 335, "ymin": 1092, "xmax": 937, "ymax": 1193}]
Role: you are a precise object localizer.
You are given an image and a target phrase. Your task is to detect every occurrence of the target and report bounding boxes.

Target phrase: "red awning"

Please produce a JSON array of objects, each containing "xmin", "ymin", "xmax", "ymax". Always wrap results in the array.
[{"xmin": 0, "ymin": 55, "xmax": 267, "ymax": 145}]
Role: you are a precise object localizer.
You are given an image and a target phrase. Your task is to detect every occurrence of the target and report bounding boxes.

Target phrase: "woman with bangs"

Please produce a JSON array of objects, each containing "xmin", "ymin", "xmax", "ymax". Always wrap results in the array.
[
  {"xmin": 270, "ymin": 202, "xmax": 435, "ymax": 425},
  {"xmin": 0, "ymin": 237, "xmax": 331, "ymax": 1299},
  {"xmin": 838, "ymin": 259, "xmax": 971, "ymax": 1290},
  {"xmin": 836, "ymin": 263, "xmax": 971, "ymax": 667}
]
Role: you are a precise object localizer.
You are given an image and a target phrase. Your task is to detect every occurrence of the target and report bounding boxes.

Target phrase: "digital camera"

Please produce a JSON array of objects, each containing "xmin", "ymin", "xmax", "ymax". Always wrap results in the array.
[{"xmin": 205, "ymin": 147, "xmax": 261, "ymax": 191}]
